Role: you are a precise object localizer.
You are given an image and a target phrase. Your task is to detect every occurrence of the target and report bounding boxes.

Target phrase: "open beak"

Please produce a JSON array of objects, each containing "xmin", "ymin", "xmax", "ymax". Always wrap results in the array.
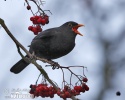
[{"xmin": 72, "ymin": 24, "xmax": 84, "ymax": 36}]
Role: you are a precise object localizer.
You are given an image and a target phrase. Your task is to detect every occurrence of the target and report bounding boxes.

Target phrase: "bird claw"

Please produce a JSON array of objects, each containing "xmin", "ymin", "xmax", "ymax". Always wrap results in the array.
[{"xmin": 45, "ymin": 61, "xmax": 60, "ymax": 69}]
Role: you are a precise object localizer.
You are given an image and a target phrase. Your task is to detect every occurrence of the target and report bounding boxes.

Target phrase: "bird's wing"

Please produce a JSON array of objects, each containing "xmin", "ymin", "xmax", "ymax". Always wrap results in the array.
[
  {"xmin": 33, "ymin": 28, "xmax": 59, "ymax": 41},
  {"xmin": 29, "ymin": 28, "xmax": 61, "ymax": 54}
]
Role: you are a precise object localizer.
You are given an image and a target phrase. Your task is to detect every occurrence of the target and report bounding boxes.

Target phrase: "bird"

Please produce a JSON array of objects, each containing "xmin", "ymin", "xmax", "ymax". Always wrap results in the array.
[{"xmin": 10, "ymin": 21, "xmax": 84, "ymax": 74}]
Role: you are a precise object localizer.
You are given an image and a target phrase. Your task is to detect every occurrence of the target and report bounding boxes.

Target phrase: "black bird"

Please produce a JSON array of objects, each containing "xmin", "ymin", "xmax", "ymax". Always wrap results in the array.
[{"xmin": 10, "ymin": 21, "xmax": 84, "ymax": 74}]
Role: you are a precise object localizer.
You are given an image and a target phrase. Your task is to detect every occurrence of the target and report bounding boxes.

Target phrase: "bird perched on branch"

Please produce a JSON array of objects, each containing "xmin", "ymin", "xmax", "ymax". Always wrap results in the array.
[{"xmin": 10, "ymin": 21, "xmax": 84, "ymax": 74}]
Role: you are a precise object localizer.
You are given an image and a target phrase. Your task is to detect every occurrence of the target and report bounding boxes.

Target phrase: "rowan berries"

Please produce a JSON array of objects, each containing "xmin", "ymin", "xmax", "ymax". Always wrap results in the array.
[
  {"xmin": 28, "ymin": 26, "xmax": 33, "ymax": 31},
  {"xmin": 29, "ymin": 83, "xmax": 56, "ymax": 98},
  {"xmin": 28, "ymin": 14, "xmax": 49, "ymax": 35},
  {"xmin": 27, "ymin": 5, "xmax": 31, "ymax": 10},
  {"xmin": 83, "ymin": 78, "xmax": 88, "ymax": 82},
  {"xmin": 29, "ymin": 77, "xmax": 89, "ymax": 99}
]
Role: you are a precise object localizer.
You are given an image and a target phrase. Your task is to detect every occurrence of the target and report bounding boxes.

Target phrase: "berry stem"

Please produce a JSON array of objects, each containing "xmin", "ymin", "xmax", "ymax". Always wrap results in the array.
[{"xmin": 35, "ymin": 73, "xmax": 42, "ymax": 85}]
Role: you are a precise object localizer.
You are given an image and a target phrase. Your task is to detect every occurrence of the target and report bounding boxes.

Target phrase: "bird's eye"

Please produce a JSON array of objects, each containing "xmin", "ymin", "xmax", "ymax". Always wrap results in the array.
[{"xmin": 68, "ymin": 23, "xmax": 72, "ymax": 27}]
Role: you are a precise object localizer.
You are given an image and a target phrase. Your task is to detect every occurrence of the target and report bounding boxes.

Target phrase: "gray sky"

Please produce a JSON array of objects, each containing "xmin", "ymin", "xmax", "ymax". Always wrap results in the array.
[{"xmin": 0, "ymin": 0, "xmax": 125, "ymax": 100}]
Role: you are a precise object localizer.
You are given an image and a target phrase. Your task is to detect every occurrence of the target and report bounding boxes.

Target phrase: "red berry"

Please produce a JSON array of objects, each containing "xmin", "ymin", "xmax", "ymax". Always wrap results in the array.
[
  {"xmin": 81, "ymin": 88, "xmax": 85, "ymax": 93},
  {"xmin": 49, "ymin": 91, "xmax": 53, "ymax": 95},
  {"xmin": 44, "ymin": 15, "xmax": 49, "ymax": 24},
  {"xmin": 28, "ymin": 26, "xmax": 33, "ymax": 31},
  {"xmin": 60, "ymin": 94, "xmax": 66, "ymax": 99},
  {"xmin": 27, "ymin": 5, "xmax": 31, "ymax": 10},
  {"xmin": 74, "ymin": 86, "xmax": 78, "ymax": 90},
  {"xmin": 32, "ymin": 27, "xmax": 37, "ymax": 32},
  {"xmin": 32, "ymin": 27, "xmax": 38, "ymax": 35},
  {"xmin": 40, "ymin": 83, "xmax": 44, "ymax": 86},
  {"xmin": 40, "ymin": 19, "xmax": 46, "ymax": 25},
  {"xmin": 49, "ymin": 86, "xmax": 53, "ymax": 91},
  {"xmin": 74, "ymin": 86, "xmax": 81, "ymax": 92},
  {"xmin": 75, "ymin": 92, "xmax": 80, "ymax": 95},
  {"xmin": 57, "ymin": 91, "xmax": 61, "ymax": 96},
  {"xmin": 46, "ymin": 20, "xmax": 49, "ymax": 24},
  {"xmin": 38, "ymin": 86, "xmax": 43, "ymax": 91},
  {"xmin": 83, "ymin": 78, "xmax": 88, "ymax": 82},
  {"xmin": 44, "ymin": 92, "xmax": 48, "ymax": 97},
  {"xmin": 53, "ymin": 88, "xmax": 57, "ymax": 94},
  {"xmin": 84, "ymin": 85, "xmax": 89, "ymax": 91},
  {"xmin": 44, "ymin": 87, "xmax": 49, "ymax": 92},
  {"xmin": 37, "ymin": 18, "xmax": 42, "ymax": 24},
  {"xmin": 30, "ymin": 17, "xmax": 34, "ymax": 21},
  {"xmin": 50, "ymin": 94, "xmax": 54, "ymax": 98},
  {"xmin": 31, "ymin": 85, "xmax": 36, "ymax": 88},
  {"xmin": 33, "ymin": 20, "xmax": 38, "ymax": 24},
  {"xmin": 77, "ymin": 86, "xmax": 82, "ymax": 92},
  {"xmin": 41, "ymin": 93, "xmax": 45, "ymax": 98},
  {"xmin": 65, "ymin": 91, "xmax": 70, "ymax": 97},
  {"xmin": 44, "ymin": 15, "xmax": 49, "ymax": 20},
  {"xmin": 44, "ymin": 15, "xmax": 49, "ymax": 21},
  {"xmin": 36, "ymin": 87, "xmax": 40, "ymax": 92},
  {"xmin": 34, "ymin": 16, "xmax": 40, "ymax": 20},
  {"xmin": 29, "ymin": 89, "xmax": 34, "ymax": 94},
  {"xmin": 62, "ymin": 89, "xmax": 66, "ymax": 93},
  {"xmin": 82, "ymin": 83, "xmax": 86, "ymax": 88},
  {"xmin": 71, "ymin": 89, "xmax": 75, "ymax": 95},
  {"xmin": 34, "ymin": 91, "xmax": 39, "ymax": 97},
  {"xmin": 37, "ymin": 84, "xmax": 41, "ymax": 87}
]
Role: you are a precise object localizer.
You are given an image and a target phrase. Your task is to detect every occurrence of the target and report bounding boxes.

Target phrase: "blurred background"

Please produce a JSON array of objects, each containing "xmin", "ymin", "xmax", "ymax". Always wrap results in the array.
[{"xmin": 0, "ymin": 0, "xmax": 125, "ymax": 100}]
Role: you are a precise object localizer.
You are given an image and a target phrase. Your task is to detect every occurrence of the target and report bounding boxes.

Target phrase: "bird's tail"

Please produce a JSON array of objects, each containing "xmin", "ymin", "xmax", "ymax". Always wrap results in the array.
[{"xmin": 10, "ymin": 56, "xmax": 30, "ymax": 74}]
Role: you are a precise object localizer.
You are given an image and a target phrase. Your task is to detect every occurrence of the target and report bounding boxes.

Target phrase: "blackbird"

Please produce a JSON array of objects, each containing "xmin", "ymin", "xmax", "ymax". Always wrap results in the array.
[{"xmin": 10, "ymin": 21, "xmax": 84, "ymax": 74}]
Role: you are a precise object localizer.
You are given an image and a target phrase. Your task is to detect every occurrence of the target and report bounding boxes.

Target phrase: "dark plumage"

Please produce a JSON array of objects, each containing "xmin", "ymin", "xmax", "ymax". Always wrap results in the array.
[{"xmin": 10, "ymin": 21, "xmax": 83, "ymax": 74}]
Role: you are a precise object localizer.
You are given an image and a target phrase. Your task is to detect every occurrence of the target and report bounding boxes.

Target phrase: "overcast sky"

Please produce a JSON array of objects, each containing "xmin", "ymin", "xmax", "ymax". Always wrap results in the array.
[{"xmin": 0, "ymin": 0, "xmax": 125, "ymax": 100}]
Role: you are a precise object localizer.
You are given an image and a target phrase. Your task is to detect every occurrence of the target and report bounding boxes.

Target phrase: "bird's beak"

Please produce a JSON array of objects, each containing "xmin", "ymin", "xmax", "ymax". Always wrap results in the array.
[{"xmin": 72, "ymin": 24, "xmax": 84, "ymax": 36}]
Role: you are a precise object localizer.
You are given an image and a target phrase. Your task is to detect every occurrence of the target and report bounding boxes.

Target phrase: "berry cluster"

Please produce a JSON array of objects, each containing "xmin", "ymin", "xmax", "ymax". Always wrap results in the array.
[
  {"xmin": 57, "ymin": 83, "xmax": 89, "ymax": 99},
  {"xmin": 56, "ymin": 77, "xmax": 89, "ymax": 99},
  {"xmin": 30, "ymin": 15, "xmax": 49, "ymax": 25},
  {"xmin": 29, "ymin": 83, "xmax": 57, "ymax": 98},
  {"xmin": 28, "ymin": 15, "xmax": 49, "ymax": 35},
  {"xmin": 28, "ymin": 25, "xmax": 42, "ymax": 35},
  {"xmin": 29, "ymin": 78, "xmax": 89, "ymax": 99}
]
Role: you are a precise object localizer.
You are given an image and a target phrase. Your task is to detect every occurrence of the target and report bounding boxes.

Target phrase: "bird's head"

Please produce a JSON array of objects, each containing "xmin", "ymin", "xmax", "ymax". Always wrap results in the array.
[{"xmin": 61, "ymin": 21, "xmax": 84, "ymax": 36}]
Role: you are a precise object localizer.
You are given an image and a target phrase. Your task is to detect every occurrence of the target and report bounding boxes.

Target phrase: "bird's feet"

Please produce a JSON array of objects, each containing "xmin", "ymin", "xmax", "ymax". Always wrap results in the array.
[{"xmin": 45, "ymin": 60, "xmax": 60, "ymax": 70}]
